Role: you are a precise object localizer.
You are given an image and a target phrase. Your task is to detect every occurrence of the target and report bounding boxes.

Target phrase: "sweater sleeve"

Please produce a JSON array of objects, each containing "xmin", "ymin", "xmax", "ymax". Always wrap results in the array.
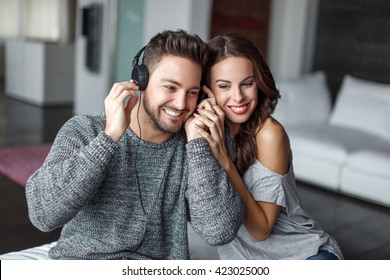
[
  {"xmin": 186, "ymin": 138, "xmax": 244, "ymax": 246},
  {"xmin": 25, "ymin": 115, "xmax": 118, "ymax": 232}
]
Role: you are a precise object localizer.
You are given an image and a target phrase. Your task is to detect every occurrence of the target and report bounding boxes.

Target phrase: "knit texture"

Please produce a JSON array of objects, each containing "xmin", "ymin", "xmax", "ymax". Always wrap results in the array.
[{"xmin": 25, "ymin": 113, "xmax": 244, "ymax": 259}]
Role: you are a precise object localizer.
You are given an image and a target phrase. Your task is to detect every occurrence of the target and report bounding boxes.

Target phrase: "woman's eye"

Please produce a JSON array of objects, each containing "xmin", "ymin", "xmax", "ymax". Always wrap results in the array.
[
  {"xmin": 243, "ymin": 82, "xmax": 254, "ymax": 87},
  {"xmin": 218, "ymin": 84, "xmax": 230, "ymax": 90}
]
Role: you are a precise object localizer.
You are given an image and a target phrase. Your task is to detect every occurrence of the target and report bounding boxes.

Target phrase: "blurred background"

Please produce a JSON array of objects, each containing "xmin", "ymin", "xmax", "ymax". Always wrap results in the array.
[{"xmin": 1, "ymin": 0, "xmax": 389, "ymax": 114}]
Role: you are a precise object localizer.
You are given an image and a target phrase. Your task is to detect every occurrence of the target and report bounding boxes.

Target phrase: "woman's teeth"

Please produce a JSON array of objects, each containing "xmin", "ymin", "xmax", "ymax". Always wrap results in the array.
[{"xmin": 231, "ymin": 105, "xmax": 247, "ymax": 112}]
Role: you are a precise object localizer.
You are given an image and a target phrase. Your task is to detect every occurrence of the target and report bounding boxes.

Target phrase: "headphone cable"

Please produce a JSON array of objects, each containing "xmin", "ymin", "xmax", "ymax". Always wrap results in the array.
[{"xmin": 134, "ymin": 92, "xmax": 146, "ymax": 215}]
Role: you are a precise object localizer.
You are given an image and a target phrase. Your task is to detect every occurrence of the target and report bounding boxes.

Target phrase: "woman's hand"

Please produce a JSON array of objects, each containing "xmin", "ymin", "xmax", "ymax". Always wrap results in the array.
[
  {"xmin": 192, "ymin": 86, "xmax": 233, "ymax": 171},
  {"xmin": 184, "ymin": 86, "xmax": 216, "ymax": 141},
  {"xmin": 104, "ymin": 80, "xmax": 139, "ymax": 142}
]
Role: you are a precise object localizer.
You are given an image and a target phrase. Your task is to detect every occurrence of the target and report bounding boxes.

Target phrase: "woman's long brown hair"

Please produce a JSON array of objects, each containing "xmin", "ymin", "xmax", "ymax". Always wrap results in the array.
[{"xmin": 205, "ymin": 34, "xmax": 280, "ymax": 175}]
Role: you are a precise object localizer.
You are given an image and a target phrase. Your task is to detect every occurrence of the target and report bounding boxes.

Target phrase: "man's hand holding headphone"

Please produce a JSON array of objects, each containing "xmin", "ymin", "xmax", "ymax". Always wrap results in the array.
[{"xmin": 104, "ymin": 80, "xmax": 139, "ymax": 143}]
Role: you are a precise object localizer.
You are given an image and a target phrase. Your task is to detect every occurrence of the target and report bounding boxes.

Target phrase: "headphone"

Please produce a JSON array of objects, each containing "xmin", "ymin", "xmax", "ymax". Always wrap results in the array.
[{"xmin": 131, "ymin": 46, "xmax": 149, "ymax": 91}]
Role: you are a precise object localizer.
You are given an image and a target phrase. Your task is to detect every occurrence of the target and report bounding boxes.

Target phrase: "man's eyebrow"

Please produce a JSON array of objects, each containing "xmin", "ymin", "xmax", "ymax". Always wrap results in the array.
[
  {"xmin": 161, "ymin": 78, "xmax": 181, "ymax": 86},
  {"xmin": 161, "ymin": 78, "xmax": 200, "ymax": 90}
]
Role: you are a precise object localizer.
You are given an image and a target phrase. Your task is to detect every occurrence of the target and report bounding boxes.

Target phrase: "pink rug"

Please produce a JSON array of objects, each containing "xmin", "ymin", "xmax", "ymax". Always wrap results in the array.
[{"xmin": 0, "ymin": 143, "xmax": 52, "ymax": 187}]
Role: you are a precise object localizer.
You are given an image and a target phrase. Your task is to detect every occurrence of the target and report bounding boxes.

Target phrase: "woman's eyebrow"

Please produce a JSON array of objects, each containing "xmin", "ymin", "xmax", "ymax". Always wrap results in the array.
[{"xmin": 215, "ymin": 79, "xmax": 231, "ymax": 83}]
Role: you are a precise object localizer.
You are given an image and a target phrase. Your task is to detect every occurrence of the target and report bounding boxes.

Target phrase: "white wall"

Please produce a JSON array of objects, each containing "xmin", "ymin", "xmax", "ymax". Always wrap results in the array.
[
  {"xmin": 0, "ymin": 0, "xmax": 74, "ymax": 43},
  {"xmin": 73, "ymin": 0, "xmax": 118, "ymax": 115},
  {"xmin": 5, "ymin": 39, "xmax": 74, "ymax": 105},
  {"xmin": 267, "ymin": 0, "xmax": 319, "ymax": 80},
  {"xmin": 1, "ymin": 0, "xmax": 75, "ymax": 97},
  {"xmin": 0, "ymin": 42, "xmax": 4, "ymax": 82},
  {"xmin": 144, "ymin": 0, "xmax": 212, "ymax": 43},
  {"xmin": 0, "ymin": 0, "xmax": 22, "ymax": 37},
  {"xmin": 190, "ymin": 0, "xmax": 213, "ymax": 41},
  {"xmin": 301, "ymin": 0, "xmax": 320, "ymax": 74},
  {"xmin": 23, "ymin": 0, "xmax": 61, "ymax": 41},
  {"xmin": 0, "ymin": 0, "xmax": 22, "ymax": 82}
]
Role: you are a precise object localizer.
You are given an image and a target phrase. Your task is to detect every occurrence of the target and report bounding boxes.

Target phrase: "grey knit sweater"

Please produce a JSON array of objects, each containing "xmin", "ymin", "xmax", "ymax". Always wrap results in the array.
[{"xmin": 25, "ymin": 113, "xmax": 244, "ymax": 259}]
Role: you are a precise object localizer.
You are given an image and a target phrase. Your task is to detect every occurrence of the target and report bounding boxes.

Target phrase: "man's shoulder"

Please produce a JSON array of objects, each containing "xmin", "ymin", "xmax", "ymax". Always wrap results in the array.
[
  {"xmin": 66, "ymin": 112, "xmax": 106, "ymax": 127},
  {"xmin": 58, "ymin": 112, "xmax": 106, "ymax": 138}
]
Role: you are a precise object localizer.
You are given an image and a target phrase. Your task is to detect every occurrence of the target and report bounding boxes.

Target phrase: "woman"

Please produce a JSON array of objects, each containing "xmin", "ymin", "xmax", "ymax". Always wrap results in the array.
[{"xmin": 193, "ymin": 33, "xmax": 343, "ymax": 260}]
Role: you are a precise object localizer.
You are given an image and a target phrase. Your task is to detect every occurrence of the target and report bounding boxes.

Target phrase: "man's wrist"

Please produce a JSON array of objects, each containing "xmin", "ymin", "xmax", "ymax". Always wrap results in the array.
[{"xmin": 104, "ymin": 129, "xmax": 122, "ymax": 143}]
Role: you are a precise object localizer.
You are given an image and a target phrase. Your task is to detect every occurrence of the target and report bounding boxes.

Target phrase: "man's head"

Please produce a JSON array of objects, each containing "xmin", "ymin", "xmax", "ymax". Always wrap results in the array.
[
  {"xmin": 136, "ymin": 30, "xmax": 209, "ymax": 137},
  {"xmin": 143, "ymin": 30, "xmax": 209, "ymax": 77}
]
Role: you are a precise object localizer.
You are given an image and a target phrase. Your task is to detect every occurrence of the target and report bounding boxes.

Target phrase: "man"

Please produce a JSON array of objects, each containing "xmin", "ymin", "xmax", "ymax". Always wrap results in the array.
[{"xmin": 25, "ymin": 30, "xmax": 244, "ymax": 260}]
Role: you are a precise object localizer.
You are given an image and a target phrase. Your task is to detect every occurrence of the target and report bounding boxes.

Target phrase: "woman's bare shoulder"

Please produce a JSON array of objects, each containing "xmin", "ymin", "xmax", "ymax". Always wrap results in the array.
[{"xmin": 255, "ymin": 117, "xmax": 291, "ymax": 175}]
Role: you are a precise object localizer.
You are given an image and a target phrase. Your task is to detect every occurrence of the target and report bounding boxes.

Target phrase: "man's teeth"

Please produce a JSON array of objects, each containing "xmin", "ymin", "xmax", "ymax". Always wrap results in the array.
[{"xmin": 164, "ymin": 109, "xmax": 181, "ymax": 117}]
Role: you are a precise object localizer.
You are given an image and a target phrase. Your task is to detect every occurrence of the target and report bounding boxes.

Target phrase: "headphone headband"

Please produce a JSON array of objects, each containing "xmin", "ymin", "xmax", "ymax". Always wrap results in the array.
[{"xmin": 132, "ymin": 46, "xmax": 146, "ymax": 68}]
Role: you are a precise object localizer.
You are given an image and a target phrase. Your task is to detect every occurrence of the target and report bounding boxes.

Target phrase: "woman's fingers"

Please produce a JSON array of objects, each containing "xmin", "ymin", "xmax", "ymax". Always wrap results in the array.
[
  {"xmin": 198, "ymin": 86, "xmax": 216, "ymax": 108},
  {"xmin": 194, "ymin": 110, "xmax": 224, "ymax": 143},
  {"xmin": 194, "ymin": 113, "xmax": 216, "ymax": 133},
  {"xmin": 202, "ymin": 85, "xmax": 215, "ymax": 99},
  {"xmin": 197, "ymin": 103, "xmax": 225, "ymax": 127}
]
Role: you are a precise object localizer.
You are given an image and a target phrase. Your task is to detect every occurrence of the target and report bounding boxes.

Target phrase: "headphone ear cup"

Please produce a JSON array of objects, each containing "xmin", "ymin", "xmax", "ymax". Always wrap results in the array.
[{"xmin": 131, "ymin": 64, "xmax": 149, "ymax": 91}]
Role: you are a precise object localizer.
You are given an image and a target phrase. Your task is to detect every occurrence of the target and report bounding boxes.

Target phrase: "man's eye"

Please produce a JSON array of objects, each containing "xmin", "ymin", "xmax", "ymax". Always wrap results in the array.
[{"xmin": 164, "ymin": 85, "xmax": 176, "ymax": 92}]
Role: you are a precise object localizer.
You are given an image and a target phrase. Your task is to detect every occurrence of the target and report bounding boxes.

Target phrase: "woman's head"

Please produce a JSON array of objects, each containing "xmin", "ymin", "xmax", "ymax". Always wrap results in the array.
[
  {"xmin": 205, "ymin": 34, "xmax": 279, "ymax": 130},
  {"xmin": 205, "ymin": 33, "xmax": 280, "ymax": 174}
]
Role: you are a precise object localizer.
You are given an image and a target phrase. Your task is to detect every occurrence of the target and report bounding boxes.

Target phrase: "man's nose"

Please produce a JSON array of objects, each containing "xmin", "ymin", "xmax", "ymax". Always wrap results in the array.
[{"xmin": 172, "ymin": 91, "xmax": 187, "ymax": 110}]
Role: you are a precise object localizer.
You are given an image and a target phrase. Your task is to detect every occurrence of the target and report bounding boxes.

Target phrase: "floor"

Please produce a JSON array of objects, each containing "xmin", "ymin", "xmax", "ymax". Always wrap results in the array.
[{"xmin": 1, "ymin": 82, "xmax": 390, "ymax": 259}]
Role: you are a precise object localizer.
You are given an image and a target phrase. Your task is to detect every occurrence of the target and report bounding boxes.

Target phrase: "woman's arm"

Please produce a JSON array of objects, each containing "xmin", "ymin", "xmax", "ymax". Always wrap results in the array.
[
  {"xmin": 235, "ymin": 117, "xmax": 290, "ymax": 240},
  {"xmin": 195, "ymin": 94, "xmax": 289, "ymax": 241}
]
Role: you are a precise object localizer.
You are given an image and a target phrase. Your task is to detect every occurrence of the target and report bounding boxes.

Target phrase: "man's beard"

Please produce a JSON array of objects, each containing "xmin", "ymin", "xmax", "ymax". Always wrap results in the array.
[{"xmin": 143, "ymin": 93, "xmax": 186, "ymax": 134}]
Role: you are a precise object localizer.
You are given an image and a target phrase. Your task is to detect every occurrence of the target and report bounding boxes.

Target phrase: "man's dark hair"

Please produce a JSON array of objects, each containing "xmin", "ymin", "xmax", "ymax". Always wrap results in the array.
[{"xmin": 143, "ymin": 30, "xmax": 209, "ymax": 74}]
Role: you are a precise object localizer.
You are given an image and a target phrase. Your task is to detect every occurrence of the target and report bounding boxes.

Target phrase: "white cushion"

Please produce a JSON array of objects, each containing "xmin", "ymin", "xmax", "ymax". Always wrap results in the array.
[
  {"xmin": 290, "ymin": 129, "xmax": 347, "ymax": 163},
  {"xmin": 292, "ymin": 156, "xmax": 341, "ymax": 190},
  {"xmin": 345, "ymin": 150, "xmax": 390, "ymax": 177},
  {"xmin": 273, "ymin": 71, "xmax": 332, "ymax": 126},
  {"xmin": 329, "ymin": 75, "xmax": 390, "ymax": 141},
  {"xmin": 341, "ymin": 157, "xmax": 390, "ymax": 207},
  {"xmin": 0, "ymin": 242, "xmax": 55, "ymax": 260},
  {"xmin": 288, "ymin": 125, "xmax": 390, "ymax": 163},
  {"xmin": 288, "ymin": 125, "xmax": 390, "ymax": 190}
]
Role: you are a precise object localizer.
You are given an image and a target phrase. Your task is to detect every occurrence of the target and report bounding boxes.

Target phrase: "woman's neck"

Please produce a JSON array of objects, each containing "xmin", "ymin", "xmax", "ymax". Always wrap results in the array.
[{"xmin": 226, "ymin": 120, "xmax": 241, "ymax": 136}]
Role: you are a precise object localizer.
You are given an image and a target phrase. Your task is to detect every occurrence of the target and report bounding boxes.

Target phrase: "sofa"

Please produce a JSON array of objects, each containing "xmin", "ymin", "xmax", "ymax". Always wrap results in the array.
[{"xmin": 273, "ymin": 72, "xmax": 390, "ymax": 207}]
